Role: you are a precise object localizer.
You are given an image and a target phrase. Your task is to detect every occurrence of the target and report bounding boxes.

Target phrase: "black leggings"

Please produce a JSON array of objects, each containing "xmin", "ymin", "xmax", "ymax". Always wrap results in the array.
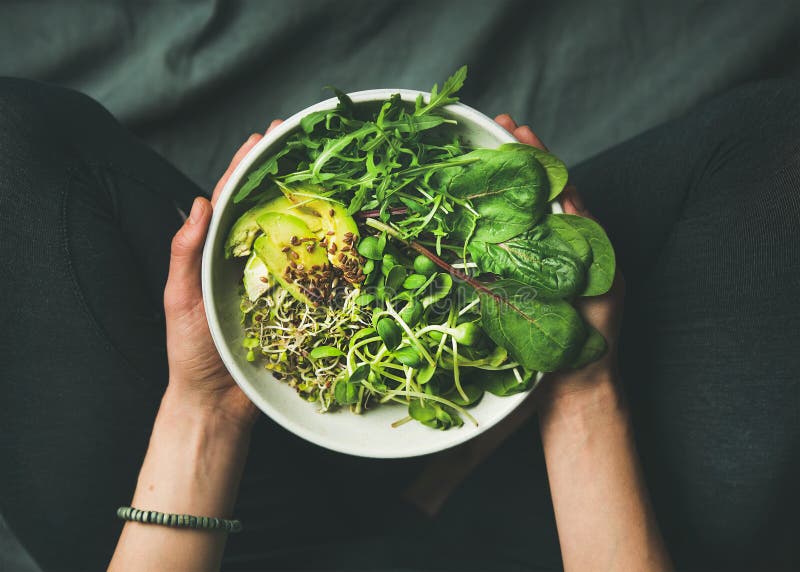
[{"xmin": 1, "ymin": 77, "xmax": 798, "ymax": 571}]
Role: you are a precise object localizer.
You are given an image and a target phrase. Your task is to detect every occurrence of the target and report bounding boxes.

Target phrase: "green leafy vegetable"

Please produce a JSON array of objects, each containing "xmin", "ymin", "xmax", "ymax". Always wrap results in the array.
[
  {"xmin": 570, "ymin": 325, "xmax": 607, "ymax": 368},
  {"xmin": 441, "ymin": 146, "xmax": 549, "ymax": 243},
  {"xmin": 229, "ymin": 66, "xmax": 617, "ymax": 431},
  {"xmin": 376, "ymin": 318, "xmax": 402, "ymax": 350},
  {"xmin": 478, "ymin": 280, "xmax": 587, "ymax": 372},
  {"xmin": 498, "ymin": 143, "xmax": 568, "ymax": 201},
  {"xmin": 468, "ymin": 229, "xmax": 586, "ymax": 299},
  {"xmin": 309, "ymin": 345, "xmax": 346, "ymax": 360},
  {"xmin": 473, "ymin": 367, "xmax": 535, "ymax": 397},
  {"xmin": 559, "ymin": 214, "xmax": 616, "ymax": 296}
]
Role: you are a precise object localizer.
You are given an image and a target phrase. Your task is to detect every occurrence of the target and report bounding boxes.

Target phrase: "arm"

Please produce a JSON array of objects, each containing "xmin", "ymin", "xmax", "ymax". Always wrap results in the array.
[
  {"xmin": 537, "ymin": 190, "xmax": 672, "ymax": 571},
  {"xmin": 108, "ymin": 388, "xmax": 252, "ymax": 571},
  {"xmin": 110, "ymin": 126, "xmax": 281, "ymax": 571},
  {"xmin": 493, "ymin": 113, "xmax": 671, "ymax": 570},
  {"xmin": 405, "ymin": 119, "xmax": 672, "ymax": 572}
]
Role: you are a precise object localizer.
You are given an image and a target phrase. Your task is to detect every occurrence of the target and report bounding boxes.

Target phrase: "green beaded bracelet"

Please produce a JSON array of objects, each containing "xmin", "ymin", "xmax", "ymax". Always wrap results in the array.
[{"xmin": 116, "ymin": 506, "xmax": 242, "ymax": 533}]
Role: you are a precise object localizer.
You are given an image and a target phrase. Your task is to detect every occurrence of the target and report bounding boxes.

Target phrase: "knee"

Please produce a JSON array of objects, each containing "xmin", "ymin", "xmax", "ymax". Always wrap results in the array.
[
  {"xmin": 0, "ymin": 77, "xmax": 115, "ymax": 153},
  {"xmin": 0, "ymin": 78, "xmax": 50, "ymax": 143},
  {"xmin": 696, "ymin": 79, "xmax": 800, "ymax": 192},
  {"xmin": 0, "ymin": 78, "xmax": 111, "ymax": 204}
]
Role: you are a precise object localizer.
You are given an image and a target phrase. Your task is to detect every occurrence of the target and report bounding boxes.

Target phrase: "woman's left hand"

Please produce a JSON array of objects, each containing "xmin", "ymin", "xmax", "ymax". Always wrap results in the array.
[{"xmin": 162, "ymin": 120, "xmax": 283, "ymax": 431}]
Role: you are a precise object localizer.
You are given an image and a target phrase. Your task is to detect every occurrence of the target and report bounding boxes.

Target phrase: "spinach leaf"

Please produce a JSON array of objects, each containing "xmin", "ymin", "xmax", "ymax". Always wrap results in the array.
[
  {"xmin": 558, "ymin": 214, "xmax": 616, "ymax": 296},
  {"xmin": 540, "ymin": 214, "xmax": 592, "ymax": 267},
  {"xmin": 441, "ymin": 146, "xmax": 549, "ymax": 243},
  {"xmin": 570, "ymin": 325, "xmax": 607, "ymax": 368},
  {"xmin": 468, "ymin": 228, "xmax": 586, "ymax": 299},
  {"xmin": 478, "ymin": 280, "xmax": 586, "ymax": 372},
  {"xmin": 499, "ymin": 143, "xmax": 568, "ymax": 201}
]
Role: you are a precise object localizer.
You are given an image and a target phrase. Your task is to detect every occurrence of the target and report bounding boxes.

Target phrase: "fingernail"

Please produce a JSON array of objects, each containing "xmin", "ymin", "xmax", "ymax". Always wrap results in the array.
[{"xmin": 188, "ymin": 198, "xmax": 204, "ymax": 224}]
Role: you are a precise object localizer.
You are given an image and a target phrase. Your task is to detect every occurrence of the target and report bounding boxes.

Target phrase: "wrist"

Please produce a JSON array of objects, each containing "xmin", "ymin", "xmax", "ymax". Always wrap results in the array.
[
  {"xmin": 131, "ymin": 390, "xmax": 252, "ymax": 518},
  {"xmin": 163, "ymin": 379, "xmax": 259, "ymax": 435},
  {"xmin": 537, "ymin": 365, "xmax": 624, "ymax": 422}
]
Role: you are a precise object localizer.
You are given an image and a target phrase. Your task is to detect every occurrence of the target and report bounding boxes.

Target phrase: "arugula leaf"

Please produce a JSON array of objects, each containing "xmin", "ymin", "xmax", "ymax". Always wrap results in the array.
[
  {"xmin": 416, "ymin": 65, "xmax": 467, "ymax": 116},
  {"xmin": 478, "ymin": 280, "xmax": 586, "ymax": 372},
  {"xmin": 233, "ymin": 146, "xmax": 289, "ymax": 203}
]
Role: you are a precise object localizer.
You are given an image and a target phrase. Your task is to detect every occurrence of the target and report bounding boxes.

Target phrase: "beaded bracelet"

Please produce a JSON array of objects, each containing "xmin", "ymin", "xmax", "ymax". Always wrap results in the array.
[{"xmin": 116, "ymin": 506, "xmax": 242, "ymax": 533}]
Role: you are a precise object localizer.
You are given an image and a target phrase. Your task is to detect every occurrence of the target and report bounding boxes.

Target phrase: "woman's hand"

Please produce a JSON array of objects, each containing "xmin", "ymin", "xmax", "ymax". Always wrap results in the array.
[
  {"xmin": 162, "ymin": 120, "xmax": 283, "ymax": 431},
  {"xmin": 111, "ymin": 121, "xmax": 285, "ymax": 572},
  {"xmin": 496, "ymin": 113, "xmax": 625, "ymax": 404}
]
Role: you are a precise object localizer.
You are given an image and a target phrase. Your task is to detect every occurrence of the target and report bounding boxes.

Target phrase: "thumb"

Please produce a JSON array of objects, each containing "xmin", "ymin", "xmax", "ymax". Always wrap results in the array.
[{"xmin": 164, "ymin": 197, "xmax": 212, "ymax": 316}]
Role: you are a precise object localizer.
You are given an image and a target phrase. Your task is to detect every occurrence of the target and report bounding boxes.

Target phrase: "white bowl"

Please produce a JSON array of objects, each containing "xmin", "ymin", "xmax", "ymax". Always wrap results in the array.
[{"xmin": 202, "ymin": 89, "xmax": 556, "ymax": 458}]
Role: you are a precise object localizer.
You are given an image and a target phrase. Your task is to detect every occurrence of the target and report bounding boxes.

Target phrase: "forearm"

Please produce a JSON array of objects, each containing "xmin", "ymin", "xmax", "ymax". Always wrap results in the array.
[
  {"xmin": 538, "ymin": 374, "xmax": 671, "ymax": 572},
  {"xmin": 109, "ymin": 386, "xmax": 252, "ymax": 572}
]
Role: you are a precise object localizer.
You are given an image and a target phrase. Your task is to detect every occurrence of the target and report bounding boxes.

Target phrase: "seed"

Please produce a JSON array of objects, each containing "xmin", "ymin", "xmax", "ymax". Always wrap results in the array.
[
  {"xmin": 290, "ymin": 235, "xmax": 299, "ymax": 245},
  {"xmin": 329, "ymin": 209, "xmax": 335, "ymax": 217},
  {"xmin": 312, "ymin": 265, "xmax": 320, "ymax": 271},
  {"xmin": 260, "ymin": 277, "xmax": 269, "ymax": 283},
  {"xmin": 341, "ymin": 246, "xmax": 351, "ymax": 252},
  {"xmin": 326, "ymin": 231, "xmax": 335, "ymax": 236},
  {"xmin": 328, "ymin": 243, "xmax": 337, "ymax": 254},
  {"xmin": 290, "ymin": 250, "xmax": 299, "ymax": 260},
  {"xmin": 344, "ymin": 231, "xmax": 353, "ymax": 238},
  {"xmin": 297, "ymin": 264, "xmax": 305, "ymax": 271},
  {"xmin": 281, "ymin": 246, "xmax": 291, "ymax": 253},
  {"xmin": 290, "ymin": 261, "xmax": 298, "ymax": 268},
  {"xmin": 306, "ymin": 244, "xmax": 315, "ymax": 253}
]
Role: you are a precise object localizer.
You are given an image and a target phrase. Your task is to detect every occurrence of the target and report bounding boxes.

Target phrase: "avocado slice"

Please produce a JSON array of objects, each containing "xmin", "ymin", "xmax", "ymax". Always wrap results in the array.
[
  {"xmin": 286, "ymin": 194, "xmax": 364, "ymax": 285},
  {"xmin": 243, "ymin": 251, "xmax": 272, "ymax": 302},
  {"xmin": 253, "ymin": 212, "xmax": 332, "ymax": 305},
  {"xmin": 224, "ymin": 195, "xmax": 296, "ymax": 259}
]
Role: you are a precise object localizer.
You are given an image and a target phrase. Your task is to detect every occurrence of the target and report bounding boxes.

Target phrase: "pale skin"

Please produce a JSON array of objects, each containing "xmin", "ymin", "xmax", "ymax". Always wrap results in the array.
[{"xmin": 110, "ymin": 117, "xmax": 671, "ymax": 571}]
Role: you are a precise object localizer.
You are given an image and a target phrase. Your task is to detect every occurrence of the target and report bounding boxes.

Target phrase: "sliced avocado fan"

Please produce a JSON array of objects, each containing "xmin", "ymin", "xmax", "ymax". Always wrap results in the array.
[{"xmin": 225, "ymin": 185, "xmax": 366, "ymax": 304}]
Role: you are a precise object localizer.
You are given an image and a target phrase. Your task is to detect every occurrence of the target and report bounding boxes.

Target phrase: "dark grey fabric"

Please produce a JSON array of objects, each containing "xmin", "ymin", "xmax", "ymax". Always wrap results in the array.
[
  {"xmin": 2, "ymin": 1, "xmax": 800, "ymax": 192},
  {"xmin": 1, "ymin": 75, "xmax": 799, "ymax": 571},
  {"xmin": 2, "ymin": 2, "xmax": 800, "ymax": 571}
]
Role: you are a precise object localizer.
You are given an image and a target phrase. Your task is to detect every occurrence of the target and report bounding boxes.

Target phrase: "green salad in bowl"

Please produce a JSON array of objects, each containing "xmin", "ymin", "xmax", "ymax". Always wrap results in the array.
[{"xmin": 217, "ymin": 67, "xmax": 615, "ymax": 433}]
